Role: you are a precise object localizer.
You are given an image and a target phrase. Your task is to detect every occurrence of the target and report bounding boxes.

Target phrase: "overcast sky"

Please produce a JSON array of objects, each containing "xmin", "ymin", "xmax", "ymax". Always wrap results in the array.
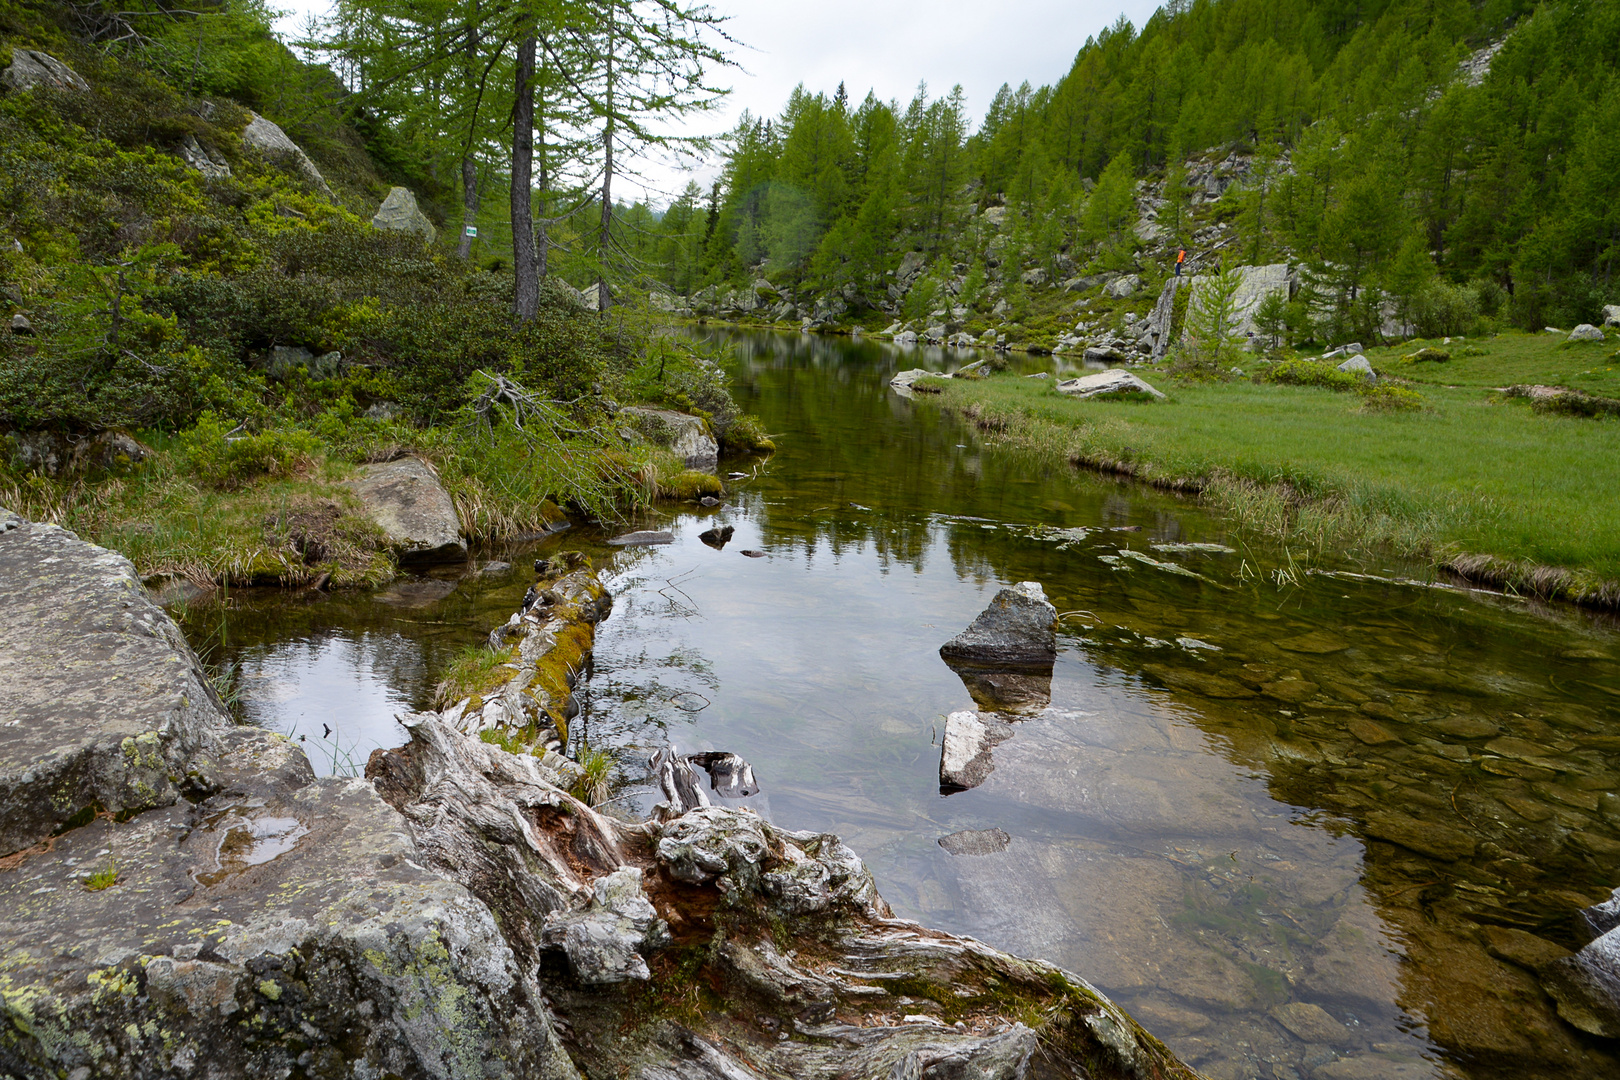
[{"xmin": 272, "ymin": 0, "xmax": 1163, "ymax": 204}]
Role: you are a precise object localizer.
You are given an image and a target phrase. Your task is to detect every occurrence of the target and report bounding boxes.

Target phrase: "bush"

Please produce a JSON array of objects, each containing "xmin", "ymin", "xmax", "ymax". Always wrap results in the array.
[
  {"xmin": 1264, "ymin": 359, "xmax": 1366, "ymax": 392},
  {"xmin": 1402, "ymin": 348, "xmax": 1451, "ymax": 363},
  {"xmin": 181, "ymin": 412, "xmax": 320, "ymax": 489},
  {"xmin": 1412, "ymin": 282, "xmax": 1479, "ymax": 338},
  {"xmin": 1357, "ymin": 385, "xmax": 1427, "ymax": 412}
]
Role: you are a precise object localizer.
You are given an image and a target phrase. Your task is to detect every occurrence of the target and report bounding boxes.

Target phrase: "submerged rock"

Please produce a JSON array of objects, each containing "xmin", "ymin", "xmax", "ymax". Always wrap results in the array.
[
  {"xmin": 939, "ymin": 828, "xmax": 1012, "ymax": 856},
  {"xmin": 607, "ymin": 529, "xmax": 675, "ymax": 546},
  {"xmin": 616, "ymin": 406, "xmax": 718, "ymax": 470},
  {"xmin": 1055, "ymin": 369, "xmax": 1166, "ymax": 400},
  {"xmin": 348, "ymin": 455, "xmax": 466, "ymax": 563}
]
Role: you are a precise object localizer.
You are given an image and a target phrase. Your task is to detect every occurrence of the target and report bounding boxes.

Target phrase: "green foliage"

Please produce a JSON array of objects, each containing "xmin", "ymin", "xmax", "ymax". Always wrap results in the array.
[
  {"xmin": 181, "ymin": 413, "xmax": 320, "ymax": 489},
  {"xmin": 1181, "ymin": 259, "xmax": 1245, "ymax": 371},
  {"xmin": 1265, "ymin": 359, "xmax": 1367, "ymax": 393},
  {"xmin": 84, "ymin": 863, "xmax": 118, "ymax": 891}
]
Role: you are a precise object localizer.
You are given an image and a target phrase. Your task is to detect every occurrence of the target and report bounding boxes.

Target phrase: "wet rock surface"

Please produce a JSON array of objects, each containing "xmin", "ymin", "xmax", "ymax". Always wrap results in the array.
[
  {"xmin": 348, "ymin": 455, "xmax": 466, "ymax": 563},
  {"xmin": 939, "ymin": 581, "xmax": 1057, "ymax": 669}
]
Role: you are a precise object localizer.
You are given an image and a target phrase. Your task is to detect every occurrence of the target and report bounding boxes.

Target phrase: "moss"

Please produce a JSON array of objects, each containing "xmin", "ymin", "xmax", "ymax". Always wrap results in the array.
[
  {"xmin": 256, "ymin": 979, "xmax": 281, "ymax": 1001},
  {"xmin": 657, "ymin": 469, "xmax": 724, "ymax": 501}
]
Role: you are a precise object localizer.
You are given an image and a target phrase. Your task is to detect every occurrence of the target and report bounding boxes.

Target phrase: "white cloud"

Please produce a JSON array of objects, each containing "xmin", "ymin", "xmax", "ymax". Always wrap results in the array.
[{"xmin": 273, "ymin": 0, "xmax": 1163, "ymax": 204}]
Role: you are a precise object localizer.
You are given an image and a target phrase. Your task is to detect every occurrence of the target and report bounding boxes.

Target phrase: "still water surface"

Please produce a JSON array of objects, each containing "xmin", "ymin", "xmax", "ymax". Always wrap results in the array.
[{"xmin": 182, "ymin": 329, "xmax": 1620, "ymax": 1080}]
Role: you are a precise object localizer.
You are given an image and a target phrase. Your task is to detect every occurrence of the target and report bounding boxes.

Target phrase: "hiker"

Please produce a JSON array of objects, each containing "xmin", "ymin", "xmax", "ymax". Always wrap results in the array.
[{"xmin": 1175, "ymin": 247, "xmax": 1187, "ymax": 277}]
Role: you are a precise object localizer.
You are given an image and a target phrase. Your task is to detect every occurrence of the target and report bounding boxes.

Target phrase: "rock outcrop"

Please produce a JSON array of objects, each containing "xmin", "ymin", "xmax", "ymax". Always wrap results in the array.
[
  {"xmin": 1056, "ymin": 369, "xmax": 1166, "ymax": 400},
  {"xmin": 616, "ymin": 406, "xmax": 719, "ymax": 470},
  {"xmin": 177, "ymin": 134, "xmax": 231, "ymax": 178},
  {"xmin": 371, "ymin": 185, "xmax": 437, "ymax": 242},
  {"xmin": 242, "ymin": 112, "xmax": 332, "ymax": 196},
  {"xmin": 348, "ymin": 456, "xmax": 467, "ymax": 563},
  {"xmin": 1, "ymin": 49, "xmax": 89, "ymax": 94},
  {"xmin": 0, "ymin": 511, "xmax": 1199, "ymax": 1080}
]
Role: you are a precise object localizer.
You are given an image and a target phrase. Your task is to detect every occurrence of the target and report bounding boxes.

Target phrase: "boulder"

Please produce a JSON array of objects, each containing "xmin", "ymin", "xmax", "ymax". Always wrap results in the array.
[
  {"xmin": 939, "ymin": 580, "xmax": 1058, "ymax": 669},
  {"xmin": 1336, "ymin": 355, "xmax": 1376, "ymax": 382},
  {"xmin": 11, "ymin": 312, "xmax": 32, "ymax": 334},
  {"xmin": 1021, "ymin": 268, "xmax": 1048, "ymax": 288},
  {"xmin": 540, "ymin": 868, "xmax": 667, "ymax": 984},
  {"xmin": 1103, "ymin": 274, "xmax": 1142, "ymax": 299},
  {"xmin": 616, "ymin": 406, "xmax": 718, "ymax": 470},
  {"xmin": 347, "ymin": 456, "xmax": 466, "ymax": 563},
  {"xmin": 895, "ymin": 329, "xmax": 919, "ymax": 345},
  {"xmin": 606, "ymin": 530, "xmax": 674, "ymax": 546},
  {"xmin": 241, "ymin": 112, "xmax": 331, "ymax": 196},
  {"xmin": 1603, "ymin": 304, "xmax": 1620, "ymax": 328},
  {"xmin": 371, "ymin": 186, "xmax": 436, "ymax": 243},
  {"xmin": 1567, "ymin": 323, "xmax": 1605, "ymax": 343},
  {"xmin": 176, "ymin": 134, "xmax": 230, "ymax": 179},
  {"xmin": 1170, "ymin": 264, "xmax": 1293, "ymax": 352},
  {"xmin": 1, "ymin": 49, "xmax": 89, "ymax": 94},
  {"xmin": 1144, "ymin": 277, "xmax": 1185, "ymax": 360},
  {"xmin": 939, "ymin": 711, "xmax": 1014, "ymax": 791},
  {"xmin": 895, "ymin": 251, "xmax": 927, "ymax": 284},
  {"xmin": 1083, "ymin": 345, "xmax": 1132, "ymax": 365},
  {"xmin": 0, "ymin": 514, "xmax": 574, "ymax": 1080},
  {"xmin": 889, "ymin": 368, "xmax": 940, "ymax": 398},
  {"xmin": 259, "ymin": 344, "xmax": 345, "ymax": 380},
  {"xmin": 1055, "ymin": 368, "xmax": 1166, "ymax": 400},
  {"xmin": 1543, "ymin": 928, "xmax": 1620, "ymax": 1036}
]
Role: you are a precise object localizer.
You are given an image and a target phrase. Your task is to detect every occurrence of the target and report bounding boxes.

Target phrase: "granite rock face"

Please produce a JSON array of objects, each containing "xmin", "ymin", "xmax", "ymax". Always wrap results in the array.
[
  {"xmin": 1, "ymin": 49, "xmax": 89, "ymax": 93},
  {"xmin": 616, "ymin": 406, "xmax": 719, "ymax": 470},
  {"xmin": 0, "ymin": 509, "xmax": 578, "ymax": 1080},
  {"xmin": 242, "ymin": 112, "xmax": 332, "ymax": 196},
  {"xmin": 348, "ymin": 456, "xmax": 467, "ymax": 563},
  {"xmin": 0, "ymin": 511, "xmax": 223, "ymax": 854}
]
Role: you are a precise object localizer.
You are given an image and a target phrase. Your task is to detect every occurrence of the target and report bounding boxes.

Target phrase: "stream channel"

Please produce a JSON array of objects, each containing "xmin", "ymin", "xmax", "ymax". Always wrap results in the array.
[{"xmin": 174, "ymin": 329, "xmax": 1620, "ymax": 1080}]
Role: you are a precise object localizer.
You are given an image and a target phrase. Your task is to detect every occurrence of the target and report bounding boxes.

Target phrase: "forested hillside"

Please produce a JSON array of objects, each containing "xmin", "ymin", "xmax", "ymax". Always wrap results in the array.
[{"xmin": 629, "ymin": 0, "xmax": 1620, "ymax": 339}]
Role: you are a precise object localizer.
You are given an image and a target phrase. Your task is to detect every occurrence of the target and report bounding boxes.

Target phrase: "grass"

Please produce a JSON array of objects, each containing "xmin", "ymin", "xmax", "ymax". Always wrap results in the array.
[
  {"xmin": 84, "ymin": 863, "xmax": 117, "ymax": 891},
  {"xmin": 936, "ymin": 331, "xmax": 1620, "ymax": 606}
]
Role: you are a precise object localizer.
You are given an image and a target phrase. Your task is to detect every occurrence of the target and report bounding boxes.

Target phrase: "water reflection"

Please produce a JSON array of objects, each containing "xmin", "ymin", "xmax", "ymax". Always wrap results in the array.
[{"xmin": 179, "ymin": 328, "xmax": 1620, "ymax": 1080}]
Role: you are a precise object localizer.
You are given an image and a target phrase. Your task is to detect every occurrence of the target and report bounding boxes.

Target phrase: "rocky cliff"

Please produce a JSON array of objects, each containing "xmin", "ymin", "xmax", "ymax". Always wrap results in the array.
[{"xmin": 0, "ymin": 508, "xmax": 1200, "ymax": 1080}]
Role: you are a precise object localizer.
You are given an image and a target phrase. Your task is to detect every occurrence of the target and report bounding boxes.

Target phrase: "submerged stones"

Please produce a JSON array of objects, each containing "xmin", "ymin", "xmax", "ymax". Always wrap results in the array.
[
  {"xmin": 939, "ymin": 827, "xmax": 1012, "ymax": 856},
  {"xmin": 607, "ymin": 529, "xmax": 674, "ymax": 546},
  {"xmin": 348, "ymin": 455, "xmax": 466, "ymax": 563}
]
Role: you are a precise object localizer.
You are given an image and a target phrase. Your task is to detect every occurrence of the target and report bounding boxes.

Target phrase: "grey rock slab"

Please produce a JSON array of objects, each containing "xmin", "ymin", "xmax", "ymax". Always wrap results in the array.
[
  {"xmin": 1103, "ymin": 273, "xmax": 1142, "ymax": 299},
  {"xmin": 541, "ymin": 868, "xmax": 667, "ymax": 984},
  {"xmin": 938, "ymin": 828, "xmax": 1012, "ymax": 856},
  {"xmin": 1336, "ymin": 355, "xmax": 1376, "ymax": 381},
  {"xmin": 939, "ymin": 581, "xmax": 1057, "ymax": 668},
  {"xmin": 348, "ymin": 456, "xmax": 466, "ymax": 563},
  {"xmin": 0, "ymin": 514, "xmax": 227, "ymax": 854},
  {"xmin": 1567, "ymin": 323, "xmax": 1605, "ymax": 342},
  {"xmin": 241, "ymin": 112, "xmax": 331, "ymax": 195},
  {"xmin": 1268, "ymin": 1002, "xmax": 1352, "ymax": 1045},
  {"xmin": 1, "ymin": 49, "xmax": 89, "ymax": 93},
  {"xmin": 1056, "ymin": 369, "xmax": 1166, "ymax": 400},
  {"xmin": 177, "ymin": 134, "xmax": 230, "ymax": 178},
  {"xmin": 616, "ymin": 406, "xmax": 718, "ymax": 470},
  {"xmin": 939, "ymin": 710, "xmax": 1014, "ymax": 791},
  {"xmin": 371, "ymin": 185, "xmax": 437, "ymax": 243},
  {"xmin": 607, "ymin": 529, "xmax": 675, "ymax": 546},
  {"xmin": 1603, "ymin": 304, "xmax": 1620, "ymax": 327},
  {"xmin": 889, "ymin": 368, "xmax": 940, "ymax": 397},
  {"xmin": 0, "ymin": 726, "xmax": 574, "ymax": 1080}
]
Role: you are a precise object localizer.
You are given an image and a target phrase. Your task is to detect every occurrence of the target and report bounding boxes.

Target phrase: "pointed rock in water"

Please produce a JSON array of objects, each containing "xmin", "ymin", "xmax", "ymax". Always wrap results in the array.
[
  {"xmin": 1055, "ymin": 369, "xmax": 1165, "ymax": 400},
  {"xmin": 698, "ymin": 524, "xmax": 734, "ymax": 549},
  {"xmin": 939, "ymin": 581, "xmax": 1057, "ymax": 669},
  {"xmin": 686, "ymin": 751, "xmax": 760, "ymax": 798}
]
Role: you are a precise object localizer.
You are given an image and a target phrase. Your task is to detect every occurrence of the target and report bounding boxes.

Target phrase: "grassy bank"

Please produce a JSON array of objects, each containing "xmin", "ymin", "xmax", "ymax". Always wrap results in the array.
[{"xmin": 933, "ymin": 331, "xmax": 1620, "ymax": 607}]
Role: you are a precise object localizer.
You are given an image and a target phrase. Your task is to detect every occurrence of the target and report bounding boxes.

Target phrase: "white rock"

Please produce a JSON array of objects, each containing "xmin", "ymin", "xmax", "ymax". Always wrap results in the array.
[
  {"xmin": 1, "ymin": 50, "xmax": 89, "ymax": 94},
  {"xmin": 1567, "ymin": 324, "xmax": 1605, "ymax": 343},
  {"xmin": 242, "ymin": 113, "xmax": 331, "ymax": 196},
  {"xmin": 371, "ymin": 186, "xmax": 436, "ymax": 243},
  {"xmin": 1336, "ymin": 355, "xmax": 1376, "ymax": 381},
  {"xmin": 1055, "ymin": 369, "xmax": 1166, "ymax": 400}
]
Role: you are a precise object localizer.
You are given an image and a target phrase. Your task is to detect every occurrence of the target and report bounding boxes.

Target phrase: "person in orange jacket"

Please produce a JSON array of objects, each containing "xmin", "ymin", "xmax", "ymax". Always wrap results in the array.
[{"xmin": 1175, "ymin": 247, "xmax": 1187, "ymax": 277}]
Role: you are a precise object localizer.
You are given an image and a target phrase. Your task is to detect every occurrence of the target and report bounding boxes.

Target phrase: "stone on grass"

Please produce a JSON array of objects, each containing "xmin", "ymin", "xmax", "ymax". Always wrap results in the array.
[
  {"xmin": 1082, "ymin": 345, "xmax": 1133, "ymax": 365},
  {"xmin": 371, "ymin": 186, "xmax": 437, "ymax": 242},
  {"xmin": 1336, "ymin": 355, "xmax": 1376, "ymax": 381},
  {"xmin": 348, "ymin": 456, "xmax": 466, "ymax": 563},
  {"xmin": 11, "ymin": 312, "xmax": 32, "ymax": 334},
  {"xmin": 616, "ymin": 406, "xmax": 718, "ymax": 470},
  {"xmin": 940, "ymin": 581, "xmax": 1057, "ymax": 668},
  {"xmin": 1, "ymin": 49, "xmax": 89, "ymax": 93},
  {"xmin": 1603, "ymin": 304, "xmax": 1620, "ymax": 328},
  {"xmin": 1055, "ymin": 368, "xmax": 1166, "ymax": 400},
  {"xmin": 1567, "ymin": 323, "xmax": 1605, "ymax": 343},
  {"xmin": 1103, "ymin": 274, "xmax": 1142, "ymax": 299}
]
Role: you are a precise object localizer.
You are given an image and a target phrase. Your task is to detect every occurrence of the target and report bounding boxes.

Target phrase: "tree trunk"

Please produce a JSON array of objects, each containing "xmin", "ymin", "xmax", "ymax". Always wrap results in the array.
[
  {"xmin": 512, "ymin": 31, "xmax": 539, "ymax": 322},
  {"xmin": 536, "ymin": 74, "xmax": 549, "ymax": 282},
  {"xmin": 457, "ymin": 156, "xmax": 479, "ymax": 260},
  {"xmin": 597, "ymin": 7, "xmax": 614, "ymax": 314}
]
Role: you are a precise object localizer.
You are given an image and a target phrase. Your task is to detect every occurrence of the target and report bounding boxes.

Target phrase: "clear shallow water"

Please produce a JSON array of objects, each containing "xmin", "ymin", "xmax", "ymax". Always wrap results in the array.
[{"xmin": 178, "ymin": 329, "xmax": 1620, "ymax": 1080}]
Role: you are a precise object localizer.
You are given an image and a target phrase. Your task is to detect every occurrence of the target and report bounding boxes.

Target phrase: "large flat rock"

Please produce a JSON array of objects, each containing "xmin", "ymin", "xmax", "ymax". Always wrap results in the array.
[
  {"xmin": 348, "ymin": 456, "xmax": 467, "ymax": 563},
  {"xmin": 0, "ymin": 510, "xmax": 225, "ymax": 855}
]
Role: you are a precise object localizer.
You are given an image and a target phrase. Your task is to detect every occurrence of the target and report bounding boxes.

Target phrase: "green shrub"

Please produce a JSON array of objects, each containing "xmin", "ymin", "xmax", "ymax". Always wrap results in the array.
[
  {"xmin": 1402, "ymin": 347, "xmax": 1451, "ymax": 363},
  {"xmin": 1264, "ymin": 359, "xmax": 1366, "ymax": 392},
  {"xmin": 181, "ymin": 412, "xmax": 320, "ymax": 489},
  {"xmin": 1358, "ymin": 385, "xmax": 1427, "ymax": 412},
  {"xmin": 571, "ymin": 747, "xmax": 615, "ymax": 806}
]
